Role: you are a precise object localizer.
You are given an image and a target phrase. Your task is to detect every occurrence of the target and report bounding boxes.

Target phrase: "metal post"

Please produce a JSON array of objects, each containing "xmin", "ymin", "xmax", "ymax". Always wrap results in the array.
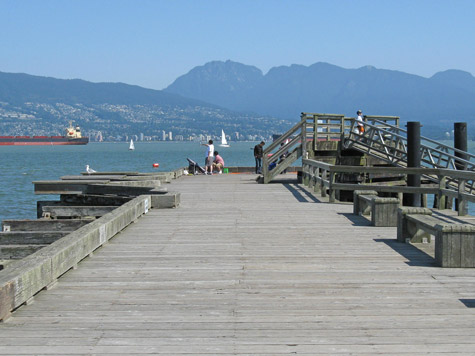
[
  {"xmin": 407, "ymin": 121, "xmax": 421, "ymax": 207},
  {"xmin": 454, "ymin": 122, "xmax": 468, "ymax": 212},
  {"xmin": 454, "ymin": 122, "xmax": 468, "ymax": 170}
]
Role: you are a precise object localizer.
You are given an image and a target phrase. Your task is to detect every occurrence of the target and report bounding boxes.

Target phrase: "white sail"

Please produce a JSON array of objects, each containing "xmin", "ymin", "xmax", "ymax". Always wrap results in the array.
[
  {"xmin": 219, "ymin": 129, "xmax": 230, "ymax": 147},
  {"xmin": 129, "ymin": 139, "xmax": 135, "ymax": 150}
]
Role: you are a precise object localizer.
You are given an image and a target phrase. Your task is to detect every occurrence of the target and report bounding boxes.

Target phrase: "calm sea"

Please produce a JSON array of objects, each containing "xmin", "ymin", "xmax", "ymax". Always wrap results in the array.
[
  {"xmin": 1, "ymin": 140, "xmax": 474, "ymax": 222},
  {"xmin": 0, "ymin": 141, "xmax": 260, "ymax": 222}
]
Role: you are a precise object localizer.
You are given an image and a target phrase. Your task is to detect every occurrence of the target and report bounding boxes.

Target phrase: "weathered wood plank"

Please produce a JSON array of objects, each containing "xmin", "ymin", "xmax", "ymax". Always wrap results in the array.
[
  {"xmin": 0, "ymin": 195, "xmax": 151, "ymax": 321},
  {"xmin": 81, "ymin": 171, "xmax": 139, "ymax": 176},
  {"xmin": 84, "ymin": 184, "xmax": 167, "ymax": 196},
  {"xmin": 0, "ymin": 245, "xmax": 47, "ymax": 259},
  {"xmin": 40, "ymin": 206, "xmax": 117, "ymax": 218},
  {"xmin": 60, "ymin": 175, "xmax": 127, "ymax": 180},
  {"xmin": 0, "ymin": 231, "xmax": 68, "ymax": 244},
  {"xmin": 59, "ymin": 194, "xmax": 132, "ymax": 206},
  {"xmin": 1, "ymin": 174, "xmax": 475, "ymax": 354},
  {"xmin": 33, "ymin": 180, "xmax": 110, "ymax": 195},
  {"xmin": 2, "ymin": 219, "xmax": 90, "ymax": 232}
]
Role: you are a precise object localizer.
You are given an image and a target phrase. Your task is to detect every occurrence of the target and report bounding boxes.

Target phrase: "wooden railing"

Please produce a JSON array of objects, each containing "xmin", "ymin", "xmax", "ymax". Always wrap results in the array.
[
  {"xmin": 262, "ymin": 112, "xmax": 347, "ymax": 183},
  {"xmin": 263, "ymin": 112, "xmax": 474, "ymax": 198},
  {"xmin": 302, "ymin": 158, "xmax": 475, "ymax": 216},
  {"xmin": 304, "ymin": 113, "xmax": 347, "ymax": 143},
  {"xmin": 262, "ymin": 115, "xmax": 310, "ymax": 183}
]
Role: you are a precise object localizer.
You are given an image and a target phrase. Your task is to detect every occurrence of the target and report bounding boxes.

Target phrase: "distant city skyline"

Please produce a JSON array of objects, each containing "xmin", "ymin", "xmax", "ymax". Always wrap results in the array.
[
  {"xmin": 89, "ymin": 130, "xmax": 261, "ymax": 143},
  {"xmin": 1, "ymin": 0, "xmax": 474, "ymax": 90}
]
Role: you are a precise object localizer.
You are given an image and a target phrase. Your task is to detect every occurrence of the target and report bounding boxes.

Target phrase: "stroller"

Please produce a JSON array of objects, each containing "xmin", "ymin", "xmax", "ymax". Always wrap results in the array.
[{"xmin": 187, "ymin": 158, "xmax": 206, "ymax": 175}]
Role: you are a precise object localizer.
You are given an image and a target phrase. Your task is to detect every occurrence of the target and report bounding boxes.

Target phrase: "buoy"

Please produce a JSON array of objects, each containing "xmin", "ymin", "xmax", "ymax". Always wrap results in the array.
[{"xmin": 152, "ymin": 163, "xmax": 159, "ymax": 168}]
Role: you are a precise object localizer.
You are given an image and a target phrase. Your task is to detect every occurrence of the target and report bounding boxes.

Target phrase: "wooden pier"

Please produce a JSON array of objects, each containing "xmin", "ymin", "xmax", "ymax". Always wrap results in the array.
[{"xmin": 1, "ymin": 173, "xmax": 475, "ymax": 354}]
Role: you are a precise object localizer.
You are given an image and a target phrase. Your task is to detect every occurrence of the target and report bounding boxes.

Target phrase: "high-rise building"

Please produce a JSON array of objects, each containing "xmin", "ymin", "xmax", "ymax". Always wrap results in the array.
[
  {"xmin": 140, "ymin": 133, "xmax": 144, "ymax": 141},
  {"xmin": 168, "ymin": 131, "xmax": 173, "ymax": 141},
  {"xmin": 161, "ymin": 130, "xmax": 166, "ymax": 141}
]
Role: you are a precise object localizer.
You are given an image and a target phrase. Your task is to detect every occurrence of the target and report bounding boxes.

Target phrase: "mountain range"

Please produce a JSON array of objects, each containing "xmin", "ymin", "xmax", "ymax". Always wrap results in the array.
[
  {"xmin": 0, "ymin": 71, "xmax": 289, "ymax": 139},
  {"xmin": 1, "ymin": 60, "xmax": 474, "ymax": 140},
  {"xmin": 165, "ymin": 60, "xmax": 475, "ymax": 136}
]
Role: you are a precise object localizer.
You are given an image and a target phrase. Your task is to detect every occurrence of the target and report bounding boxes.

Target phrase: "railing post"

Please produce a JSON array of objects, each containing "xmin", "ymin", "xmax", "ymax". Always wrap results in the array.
[
  {"xmin": 262, "ymin": 155, "xmax": 269, "ymax": 184},
  {"xmin": 314, "ymin": 166, "xmax": 320, "ymax": 193},
  {"xmin": 340, "ymin": 117, "xmax": 346, "ymax": 142},
  {"xmin": 329, "ymin": 171, "xmax": 336, "ymax": 203},
  {"xmin": 321, "ymin": 169, "xmax": 327, "ymax": 197},
  {"xmin": 303, "ymin": 163, "xmax": 309, "ymax": 186},
  {"xmin": 301, "ymin": 120, "xmax": 307, "ymax": 162},
  {"xmin": 308, "ymin": 166, "xmax": 315, "ymax": 189},
  {"xmin": 458, "ymin": 178, "xmax": 468, "ymax": 216},
  {"xmin": 437, "ymin": 175, "xmax": 447, "ymax": 210}
]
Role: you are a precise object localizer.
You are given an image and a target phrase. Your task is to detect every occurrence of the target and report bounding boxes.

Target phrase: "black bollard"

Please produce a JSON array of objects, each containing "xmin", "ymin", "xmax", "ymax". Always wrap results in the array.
[
  {"xmin": 454, "ymin": 122, "xmax": 468, "ymax": 171},
  {"xmin": 454, "ymin": 122, "xmax": 468, "ymax": 213},
  {"xmin": 407, "ymin": 121, "xmax": 421, "ymax": 207}
]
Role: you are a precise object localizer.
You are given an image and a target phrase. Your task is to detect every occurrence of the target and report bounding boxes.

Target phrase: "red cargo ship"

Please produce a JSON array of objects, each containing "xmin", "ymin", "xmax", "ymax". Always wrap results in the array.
[{"xmin": 0, "ymin": 122, "xmax": 89, "ymax": 146}]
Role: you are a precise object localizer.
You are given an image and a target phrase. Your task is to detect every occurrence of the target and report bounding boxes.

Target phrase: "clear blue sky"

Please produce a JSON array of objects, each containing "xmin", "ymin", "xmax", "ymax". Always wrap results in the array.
[{"xmin": 1, "ymin": 0, "xmax": 474, "ymax": 90}]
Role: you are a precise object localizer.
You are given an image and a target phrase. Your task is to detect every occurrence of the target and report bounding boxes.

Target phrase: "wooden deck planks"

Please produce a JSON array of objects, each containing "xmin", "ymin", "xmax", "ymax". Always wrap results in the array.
[{"xmin": 1, "ymin": 173, "xmax": 475, "ymax": 354}]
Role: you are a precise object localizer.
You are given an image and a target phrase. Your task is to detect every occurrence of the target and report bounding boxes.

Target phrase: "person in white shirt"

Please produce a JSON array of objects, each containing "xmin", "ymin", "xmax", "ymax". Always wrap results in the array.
[
  {"xmin": 356, "ymin": 110, "xmax": 365, "ymax": 134},
  {"xmin": 201, "ymin": 140, "xmax": 215, "ymax": 175}
]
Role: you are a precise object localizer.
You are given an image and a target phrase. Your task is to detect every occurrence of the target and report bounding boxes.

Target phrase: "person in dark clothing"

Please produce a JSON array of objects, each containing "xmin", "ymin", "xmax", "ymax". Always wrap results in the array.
[{"xmin": 254, "ymin": 141, "xmax": 265, "ymax": 174}]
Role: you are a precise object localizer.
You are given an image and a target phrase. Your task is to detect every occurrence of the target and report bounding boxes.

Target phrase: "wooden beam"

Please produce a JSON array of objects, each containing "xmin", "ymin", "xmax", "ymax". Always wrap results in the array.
[
  {"xmin": 33, "ymin": 180, "xmax": 110, "ymax": 195},
  {"xmin": 0, "ymin": 232, "xmax": 68, "ymax": 244},
  {"xmin": 59, "ymin": 194, "xmax": 132, "ymax": 206},
  {"xmin": 60, "ymin": 175, "xmax": 127, "ymax": 180},
  {"xmin": 0, "ymin": 245, "xmax": 47, "ymax": 259},
  {"xmin": 40, "ymin": 206, "xmax": 117, "ymax": 218},
  {"xmin": 2, "ymin": 219, "xmax": 90, "ymax": 232},
  {"xmin": 80, "ymin": 171, "xmax": 139, "ymax": 176},
  {"xmin": 84, "ymin": 184, "xmax": 167, "ymax": 196}
]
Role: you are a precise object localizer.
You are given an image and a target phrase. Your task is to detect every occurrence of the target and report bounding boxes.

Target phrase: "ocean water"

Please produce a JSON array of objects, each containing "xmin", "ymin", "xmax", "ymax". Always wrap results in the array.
[
  {"xmin": 0, "ymin": 140, "xmax": 474, "ymax": 222},
  {"xmin": 0, "ymin": 141, "xmax": 260, "ymax": 222}
]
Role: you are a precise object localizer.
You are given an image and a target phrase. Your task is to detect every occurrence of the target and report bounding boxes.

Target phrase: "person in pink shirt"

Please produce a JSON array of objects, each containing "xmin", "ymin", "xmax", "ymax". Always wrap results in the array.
[{"xmin": 213, "ymin": 151, "xmax": 225, "ymax": 174}]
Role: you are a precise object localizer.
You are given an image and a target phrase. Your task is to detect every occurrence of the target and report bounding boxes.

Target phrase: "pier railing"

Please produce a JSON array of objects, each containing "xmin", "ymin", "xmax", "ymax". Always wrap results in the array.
[
  {"xmin": 345, "ymin": 116, "xmax": 475, "ymax": 171},
  {"xmin": 0, "ymin": 195, "xmax": 152, "ymax": 321},
  {"xmin": 262, "ymin": 115, "xmax": 310, "ymax": 183},
  {"xmin": 262, "ymin": 112, "xmax": 351, "ymax": 183},
  {"xmin": 263, "ymin": 112, "xmax": 474, "ymax": 199},
  {"xmin": 302, "ymin": 158, "xmax": 475, "ymax": 215}
]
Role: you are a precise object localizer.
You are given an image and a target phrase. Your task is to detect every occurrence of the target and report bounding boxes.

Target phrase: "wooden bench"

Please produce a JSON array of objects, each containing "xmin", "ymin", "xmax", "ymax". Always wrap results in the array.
[
  {"xmin": 397, "ymin": 207, "xmax": 475, "ymax": 268},
  {"xmin": 353, "ymin": 190, "xmax": 400, "ymax": 227}
]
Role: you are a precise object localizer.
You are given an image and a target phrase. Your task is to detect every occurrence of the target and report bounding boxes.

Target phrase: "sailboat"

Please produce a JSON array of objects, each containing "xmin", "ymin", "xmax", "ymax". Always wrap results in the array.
[
  {"xmin": 129, "ymin": 139, "xmax": 135, "ymax": 151},
  {"xmin": 219, "ymin": 129, "xmax": 230, "ymax": 147}
]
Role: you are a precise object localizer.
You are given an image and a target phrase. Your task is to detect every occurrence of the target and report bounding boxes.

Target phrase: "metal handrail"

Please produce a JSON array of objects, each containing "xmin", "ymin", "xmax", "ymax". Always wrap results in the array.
[{"xmin": 345, "ymin": 117, "xmax": 475, "ymax": 170}]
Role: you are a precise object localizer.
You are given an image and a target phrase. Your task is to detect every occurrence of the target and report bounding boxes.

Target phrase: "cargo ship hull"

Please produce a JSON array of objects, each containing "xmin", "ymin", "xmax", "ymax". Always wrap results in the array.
[{"xmin": 0, "ymin": 136, "xmax": 89, "ymax": 146}]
